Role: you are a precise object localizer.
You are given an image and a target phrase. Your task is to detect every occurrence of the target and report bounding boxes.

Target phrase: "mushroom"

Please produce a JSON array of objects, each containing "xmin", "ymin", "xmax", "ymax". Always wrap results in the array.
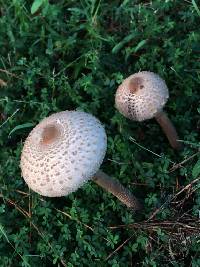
[
  {"xmin": 115, "ymin": 71, "xmax": 182, "ymax": 150},
  {"xmin": 20, "ymin": 110, "xmax": 141, "ymax": 210}
]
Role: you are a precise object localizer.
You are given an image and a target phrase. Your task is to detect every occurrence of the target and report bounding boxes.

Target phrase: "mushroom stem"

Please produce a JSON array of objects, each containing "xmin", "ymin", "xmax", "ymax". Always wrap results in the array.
[
  {"xmin": 155, "ymin": 110, "xmax": 182, "ymax": 151},
  {"xmin": 92, "ymin": 170, "xmax": 142, "ymax": 210}
]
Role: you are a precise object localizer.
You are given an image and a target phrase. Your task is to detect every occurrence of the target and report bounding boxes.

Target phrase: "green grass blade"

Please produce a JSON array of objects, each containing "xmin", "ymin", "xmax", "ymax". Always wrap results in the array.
[
  {"xmin": 192, "ymin": 0, "xmax": 200, "ymax": 16},
  {"xmin": 8, "ymin": 122, "xmax": 35, "ymax": 137}
]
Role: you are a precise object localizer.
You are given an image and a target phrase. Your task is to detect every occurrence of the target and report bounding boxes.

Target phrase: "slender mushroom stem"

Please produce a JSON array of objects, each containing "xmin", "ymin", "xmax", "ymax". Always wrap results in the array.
[
  {"xmin": 155, "ymin": 110, "xmax": 182, "ymax": 151},
  {"xmin": 92, "ymin": 170, "xmax": 142, "ymax": 211}
]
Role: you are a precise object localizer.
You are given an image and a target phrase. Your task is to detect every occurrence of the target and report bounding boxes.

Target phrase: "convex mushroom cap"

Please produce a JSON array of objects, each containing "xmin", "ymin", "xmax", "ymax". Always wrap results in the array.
[
  {"xmin": 115, "ymin": 71, "xmax": 169, "ymax": 121},
  {"xmin": 20, "ymin": 111, "xmax": 107, "ymax": 197}
]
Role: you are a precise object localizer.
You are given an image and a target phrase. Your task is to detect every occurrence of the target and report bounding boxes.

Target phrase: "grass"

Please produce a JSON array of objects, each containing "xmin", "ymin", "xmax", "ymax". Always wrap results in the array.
[{"xmin": 0, "ymin": 0, "xmax": 200, "ymax": 266}]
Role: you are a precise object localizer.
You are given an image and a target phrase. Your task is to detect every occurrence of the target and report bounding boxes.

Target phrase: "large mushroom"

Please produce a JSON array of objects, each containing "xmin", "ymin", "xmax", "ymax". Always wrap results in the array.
[
  {"xmin": 115, "ymin": 71, "xmax": 182, "ymax": 150},
  {"xmin": 20, "ymin": 110, "xmax": 141, "ymax": 210}
]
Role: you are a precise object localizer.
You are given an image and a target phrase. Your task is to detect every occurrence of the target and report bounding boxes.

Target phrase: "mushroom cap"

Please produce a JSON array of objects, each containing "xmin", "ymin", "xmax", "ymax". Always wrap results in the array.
[
  {"xmin": 20, "ymin": 111, "xmax": 107, "ymax": 197},
  {"xmin": 115, "ymin": 71, "xmax": 169, "ymax": 121}
]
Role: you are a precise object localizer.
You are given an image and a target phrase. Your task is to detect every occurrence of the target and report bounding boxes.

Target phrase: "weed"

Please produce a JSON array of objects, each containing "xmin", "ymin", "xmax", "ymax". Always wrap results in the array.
[{"xmin": 0, "ymin": 0, "xmax": 199, "ymax": 266}]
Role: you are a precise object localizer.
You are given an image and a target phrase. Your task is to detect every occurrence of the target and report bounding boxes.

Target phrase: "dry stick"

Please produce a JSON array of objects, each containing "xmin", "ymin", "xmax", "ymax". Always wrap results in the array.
[
  {"xmin": 169, "ymin": 151, "xmax": 200, "ymax": 172},
  {"xmin": 147, "ymin": 176, "xmax": 200, "ymax": 221},
  {"xmin": 0, "ymin": 78, "xmax": 7, "ymax": 86},
  {"xmin": 105, "ymin": 235, "xmax": 134, "ymax": 261},
  {"xmin": 155, "ymin": 110, "xmax": 182, "ymax": 151},
  {"xmin": 93, "ymin": 170, "xmax": 142, "ymax": 210},
  {"xmin": 0, "ymin": 68, "xmax": 22, "ymax": 79}
]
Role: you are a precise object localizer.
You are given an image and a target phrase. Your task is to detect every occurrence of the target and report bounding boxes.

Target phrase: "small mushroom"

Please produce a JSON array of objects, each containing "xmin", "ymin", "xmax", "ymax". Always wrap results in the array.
[
  {"xmin": 115, "ymin": 71, "xmax": 182, "ymax": 150},
  {"xmin": 20, "ymin": 110, "xmax": 141, "ymax": 210}
]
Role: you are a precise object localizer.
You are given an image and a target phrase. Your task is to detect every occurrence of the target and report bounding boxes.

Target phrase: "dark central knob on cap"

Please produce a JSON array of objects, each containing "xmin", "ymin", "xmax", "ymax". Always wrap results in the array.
[
  {"xmin": 41, "ymin": 125, "xmax": 60, "ymax": 145},
  {"xmin": 129, "ymin": 77, "xmax": 144, "ymax": 93}
]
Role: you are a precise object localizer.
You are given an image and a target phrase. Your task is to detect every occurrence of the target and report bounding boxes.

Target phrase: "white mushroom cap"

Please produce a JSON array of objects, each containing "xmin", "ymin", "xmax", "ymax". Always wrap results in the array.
[
  {"xmin": 115, "ymin": 71, "xmax": 169, "ymax": 121},
  {"xmin": 20, "ymin": 111, "xmax": 107, "ymax": 197}
]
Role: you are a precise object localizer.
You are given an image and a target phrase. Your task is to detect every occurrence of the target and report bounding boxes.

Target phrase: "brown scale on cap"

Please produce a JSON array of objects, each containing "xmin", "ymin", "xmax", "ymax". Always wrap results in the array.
[
  {"xmin": 41, "ymin": 125, "xmax": 60, "ymax": 145},
  {"xmin": 129, "ymin": 77, "xmax": 144, "ymax": 93}
]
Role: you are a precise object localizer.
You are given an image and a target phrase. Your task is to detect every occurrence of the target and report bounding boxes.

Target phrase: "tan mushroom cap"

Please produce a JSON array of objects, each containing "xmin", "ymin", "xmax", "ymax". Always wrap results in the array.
[
  {"xmin": 20, "ymin": 111, "xmax": 107, "ymax": 197},
  {"xmin": 115, "ymin": 71, "xmax": 169, "ymax": 121}
]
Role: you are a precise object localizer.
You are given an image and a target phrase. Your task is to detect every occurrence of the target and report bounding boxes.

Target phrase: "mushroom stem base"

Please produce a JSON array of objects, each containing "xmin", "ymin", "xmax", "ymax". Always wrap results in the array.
[
  {"xmin": 155, "ymin": 110, "xmax": 182, "ymax": 151},
  {"xmin": 93, "ymin": 170, "xmax": 142, "ymax": 211}
]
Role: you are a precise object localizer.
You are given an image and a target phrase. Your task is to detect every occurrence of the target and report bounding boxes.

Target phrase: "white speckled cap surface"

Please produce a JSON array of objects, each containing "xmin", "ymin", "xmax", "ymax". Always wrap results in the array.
[
  {"xmin": 115, "ymin": 71, "xmax": 169, "ymax": 121},
  {"xmin": 20, "ymin": 111, "xmax": 107, "ymax": 197}
]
